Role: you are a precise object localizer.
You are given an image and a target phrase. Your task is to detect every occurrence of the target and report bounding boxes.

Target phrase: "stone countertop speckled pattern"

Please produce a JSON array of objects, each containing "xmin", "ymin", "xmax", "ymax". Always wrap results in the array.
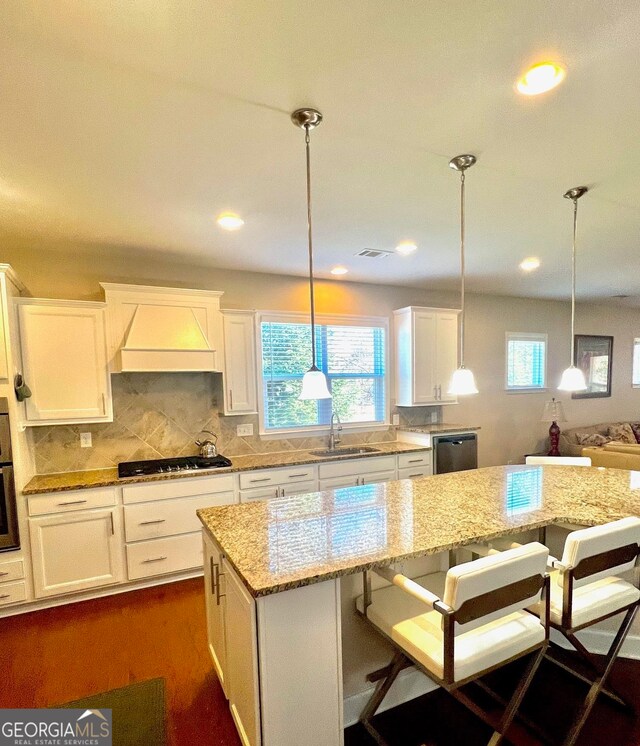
[
  {"xmin": 398, "ymin": 424, "xmax": 481, "ymax": 434},
  {"xmin": 21, "ymin": 441, "xmax": 431, "ymax": 495},
  {"xmin": 198, "ymin": 465, "xmax": 640, "ymax": 598}
]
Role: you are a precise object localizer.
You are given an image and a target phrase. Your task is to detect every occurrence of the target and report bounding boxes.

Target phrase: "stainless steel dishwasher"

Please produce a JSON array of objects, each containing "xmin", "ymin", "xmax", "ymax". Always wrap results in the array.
[{"xmin": 433, "ymin": 433, "xmax": 478, "ymax": 474}]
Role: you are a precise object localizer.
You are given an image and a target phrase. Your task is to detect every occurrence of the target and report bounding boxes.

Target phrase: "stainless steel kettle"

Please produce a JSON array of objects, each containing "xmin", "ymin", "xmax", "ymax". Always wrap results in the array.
[{"xmin": 195, "ymin": 430, "xmax": 218, "ymax": 458}]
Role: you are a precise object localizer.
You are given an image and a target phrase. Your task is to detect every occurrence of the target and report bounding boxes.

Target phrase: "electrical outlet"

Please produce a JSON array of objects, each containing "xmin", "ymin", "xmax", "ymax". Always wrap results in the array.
[
  {"xmin": 392, "ymin": 414, "xmax": 400, "ymax": 426},
  {"xmin": 80, "ymin": 432, "xmax": 92, "ymax": 448},
  {"xmin": 237, "ymin": 424, "xmax": 254, "ymax": 437},
  {"xmin": 430, "ymin": 410, "xmax": 439, "ymax": 423}
]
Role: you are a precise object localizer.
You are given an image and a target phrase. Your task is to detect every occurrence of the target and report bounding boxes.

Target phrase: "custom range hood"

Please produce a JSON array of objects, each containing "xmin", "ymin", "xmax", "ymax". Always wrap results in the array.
[{"xmin": 101, "ymin": 283, "xmax": 224, "ymax": 373}]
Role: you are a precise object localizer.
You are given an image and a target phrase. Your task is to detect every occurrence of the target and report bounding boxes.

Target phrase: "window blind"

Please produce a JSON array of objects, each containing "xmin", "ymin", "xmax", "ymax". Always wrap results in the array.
[
  {"xmin": 261, "ymin": 319, "xmax": 386, "ymax": 431},
  {"xmin": 506, "ymin": 334, "xmax": 546, "ymax": 389},
  {"xmin": 633, "ymin": 339, "xmax": 640, "ymax": 387}
]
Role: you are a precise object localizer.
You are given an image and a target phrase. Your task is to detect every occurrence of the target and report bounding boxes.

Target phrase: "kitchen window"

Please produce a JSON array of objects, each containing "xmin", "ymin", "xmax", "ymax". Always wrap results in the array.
[
  {"xmin": 258, "ymin": 313, "xmax": 388, "ymax": 433},
  {"xmin": 505, "ymin": 332, "xmax": 547, "ymax": 391}
]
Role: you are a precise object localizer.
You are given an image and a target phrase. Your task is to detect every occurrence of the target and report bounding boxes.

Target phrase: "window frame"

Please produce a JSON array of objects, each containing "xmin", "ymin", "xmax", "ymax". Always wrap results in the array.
[
  {"xmin": 633, "ymin": 338, "xmax": 640, "ymax": 388},
  {"xmin": 256, "ymin": 311, "xmax": 390, "ymax": 437},
  {"xmin": 504, "ymin": 331, "xmax": 548, "ymax": 392}
]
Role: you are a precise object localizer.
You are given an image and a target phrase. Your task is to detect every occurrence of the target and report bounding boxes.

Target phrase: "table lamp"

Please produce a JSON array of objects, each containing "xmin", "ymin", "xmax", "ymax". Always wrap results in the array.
[{"xmin": 541, "ymin": 398, "xmax": 567, "ymax": 456}]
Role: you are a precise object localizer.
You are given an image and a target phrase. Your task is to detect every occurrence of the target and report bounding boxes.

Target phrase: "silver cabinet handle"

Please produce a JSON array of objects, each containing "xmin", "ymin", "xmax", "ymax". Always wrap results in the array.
[
  {"xmin": 101, "ymin": 393, "xmax": 107, "ymax": 414},
  {"xmin": 214, "ymin": 563, "xmax": 225, "ymax": 605},
  {"xmin": 408, "ymin": 473, "xmax": 423, "ymax": 478},
  {"xmin": 407, "ymin": 458, "xmax": 422, "ymax": 464},
  {"xmin": 0, "ymin": 594, "xmax": 10, "ymax": 600},
  {"xmin": 139, "ymin": 519, "xmax": 166, "ymax": 526},
  {"xmin": 109, "ymin": 513, "xmax": 114, "ymax": 535},
  {"xmin": 249, "ymin": 477, "xmax": 271, "ymax": 483},
  {"xmin": 210, "ymin": 557, "xmax": 217, "ymax": 595},
  {"xmin": 0, "ymin": 572, "xmax": 9, "ymax": 577},
  {"xmin": 433, "ymin": 386, "xmax": 438, "ymax": 400},
  {"xmin": 57, "ymin": 499, "xmax": 88, "ymax": 506},
  {"xmin": 141, "ymin": 556, "xmax": 167, "ymax": 564},
  {"xmin": 288, "ymin": 473, "xmax": 308, "ymax": 479},
  {"xmin": 229, "ymin": 389, "xmax": 234, "ymax": 409}
]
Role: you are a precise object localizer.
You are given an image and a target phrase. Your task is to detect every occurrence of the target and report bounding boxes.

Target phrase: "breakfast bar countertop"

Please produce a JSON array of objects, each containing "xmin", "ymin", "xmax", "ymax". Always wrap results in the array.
[
  {"xmin": 197, "ymin": 465, "xmax": 640, "ymax": 598},
  {"xmin": 21, "ymin": 441, "xmax": 431, "ymax": 495}
]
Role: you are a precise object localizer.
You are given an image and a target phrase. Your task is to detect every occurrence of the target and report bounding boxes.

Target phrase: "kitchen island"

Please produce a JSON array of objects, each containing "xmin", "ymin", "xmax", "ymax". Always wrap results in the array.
[{"xmin": 197, "ymin": 465, "xmax": 640, "ymax": 746}]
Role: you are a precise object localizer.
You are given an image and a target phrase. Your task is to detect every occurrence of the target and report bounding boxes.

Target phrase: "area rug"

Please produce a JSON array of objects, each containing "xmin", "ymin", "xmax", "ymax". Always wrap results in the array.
[{"xmin": 57, "ymin": 677, "xmax": 166, "ymax": 746}]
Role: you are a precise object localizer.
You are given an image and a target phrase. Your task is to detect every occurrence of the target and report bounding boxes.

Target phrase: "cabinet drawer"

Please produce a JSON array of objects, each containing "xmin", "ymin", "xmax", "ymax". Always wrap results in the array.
[
  {"xmin": 0, "ymin": 559, "xmax": 24, "ymax": 583},
  {"xmin": 240, "ymin": 479, "xmax": 317, "ymax": 503},
  {"xmin": 122, "ymin": 474, "xmax": 235, "ymax": 504},
  {"xmin": 28, "ymin": 487, "xmax": 116, "ymax": 517},
  {"xmin": 361, "ymin": 469, "xmax": 397, "ymax": 486},
  {"xmin": 0, "ymin": 581, "xmax": 26, "ymax": 606},
  {"xmin": 126, "ymin": 532, "xmax": 203, "ymax": 580},
  {"xmin": 239, "ymin": 465, "xmax": 316, "ymax": 490},
  {"xmin": 397, "ymin": 451, "xmax": 431, "ymax": 469},
  {"xmin": 318, "ymin": 455, "xmax": 396, "ymax": 480},
  {"xmin": 398, "ymin": 466, "xmax": 431, "ymax": 480},
  {"xmin": 124, "ymin": 492, "xmax": 234, "ymax": 542}
]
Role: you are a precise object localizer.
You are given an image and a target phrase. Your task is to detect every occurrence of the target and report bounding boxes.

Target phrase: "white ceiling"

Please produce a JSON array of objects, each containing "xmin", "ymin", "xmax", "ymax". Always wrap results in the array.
[{"xmin": 1, "ymin": 1, "xmax": 639, "ymax": 300}]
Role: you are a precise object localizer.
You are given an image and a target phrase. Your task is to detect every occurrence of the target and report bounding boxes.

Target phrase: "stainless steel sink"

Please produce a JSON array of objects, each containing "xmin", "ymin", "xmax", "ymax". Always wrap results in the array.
[{"xmin": 310, "ymin": 446, "xmax": 381, "ymax": 457}]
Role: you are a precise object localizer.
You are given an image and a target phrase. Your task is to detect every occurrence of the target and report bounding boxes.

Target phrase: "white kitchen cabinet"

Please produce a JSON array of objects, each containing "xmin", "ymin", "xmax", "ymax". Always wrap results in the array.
[
  {"xmin": 126, "ymin": 533, "xmax": 204, "ymax": 580},
  {"xmin": 204, "ymin": 532, "xmax": 228, "ymax": 697},
  {"xmin": 29, "ymin": 506, "xmax": 124, "ymax": 598},
  {"xmin": 222, "ymin": 311, "xmax": 258, "ymax": 415},
  {"xmin": 318, "ymin": 455, "xmax": 397, "ymax": 491},
  {"xmin": 16, "ymin": 299, "xmax": 112, "ymax": 425},
  {"xmin": 239, "ymin": 465, "xmax": 318, "ymax": 502},
  {"xmin": 394, "ymin": 306, "xmax": 460, "ymax": 406}
]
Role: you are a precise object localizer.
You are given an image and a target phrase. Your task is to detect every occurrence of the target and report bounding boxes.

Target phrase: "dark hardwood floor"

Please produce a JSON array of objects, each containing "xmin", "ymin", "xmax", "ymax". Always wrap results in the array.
[{"xmin": 1, "ymin": 579, "xmax": 637, "ymax": 746}]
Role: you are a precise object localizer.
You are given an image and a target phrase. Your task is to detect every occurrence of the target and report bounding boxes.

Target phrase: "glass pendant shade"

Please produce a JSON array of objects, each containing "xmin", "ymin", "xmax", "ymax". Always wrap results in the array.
[
  {"xmin": 299, "ymin": 366, "xmax": 332, "ymax": 400},
  {"xmin": 558, "ymin": 365, "xmax": 587, "ymax": 392},
  {"xmin": 448, "ymin": 367, "xmax": 479, "ymax": 396}
]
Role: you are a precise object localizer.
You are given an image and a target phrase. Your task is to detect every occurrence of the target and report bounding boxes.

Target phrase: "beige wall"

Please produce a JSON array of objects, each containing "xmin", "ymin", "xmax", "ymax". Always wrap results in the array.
[{"xmin": 4, "ymin": 242, "xmax": 640, "ymax": 467}]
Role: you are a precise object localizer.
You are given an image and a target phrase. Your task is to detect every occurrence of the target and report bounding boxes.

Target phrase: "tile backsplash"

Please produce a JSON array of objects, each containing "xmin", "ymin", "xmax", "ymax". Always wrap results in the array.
[{"xmin": 30, "ymin": 373, "xmax": 438, "ymax": 474}]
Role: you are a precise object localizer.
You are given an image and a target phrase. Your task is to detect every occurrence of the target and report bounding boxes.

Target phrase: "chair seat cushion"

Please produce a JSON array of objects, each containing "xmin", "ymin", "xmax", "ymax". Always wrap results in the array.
[{"xmin": 531, "ymin": 571, "xmax": 639, "ymax": 628}]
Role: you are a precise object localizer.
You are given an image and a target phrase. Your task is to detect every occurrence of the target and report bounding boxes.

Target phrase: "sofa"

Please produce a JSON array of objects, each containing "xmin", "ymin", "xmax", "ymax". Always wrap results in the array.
[{"xmin": 560, "ymin": 421, "xmax": 640, "ymax": 469}]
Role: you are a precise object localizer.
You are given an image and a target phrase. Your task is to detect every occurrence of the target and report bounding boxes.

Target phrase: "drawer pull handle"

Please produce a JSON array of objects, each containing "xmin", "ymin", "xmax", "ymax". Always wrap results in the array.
[
  {"xmin": 139, "ymin": 519, "xmax": 166, "ymax": 526},
  {"xmin": 407, "ymin": 458, "xmax": 423, "ymax": 464},
  {"xmin": 214, "ymin": 563, "xmax": 225, "ymax": 605},
  {"xmin": 408, "ymin": 473, "xmax": 423, "ymax": 478},
  {"xmin": 249, "ymin": 478, "xmax": 271, "ymax": 483},
  {"xmin": 0, "ymin": 594, "xmax": 10, "ymax": 600},
  {"xmin": 141, "ymin": 556, "xmax": 167, "ymax": 564},
  {"xmin": 57, "ymin": 499, "xmax": 88, "ymax": 506},
  {"xmin": 288, "ymin": 473, "xmax": 308, "ymax": 478},
  {"xmin": 0, "ymin": 572, "xmax": 8, "ymax": 577}
]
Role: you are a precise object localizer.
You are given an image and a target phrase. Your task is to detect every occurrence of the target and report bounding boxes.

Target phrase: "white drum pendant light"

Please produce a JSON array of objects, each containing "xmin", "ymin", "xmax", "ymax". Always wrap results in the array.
[
  {"xmin": 292, "ymin": 108, "xmax": 332, "ymax": 400},
  {"xmin": 558, "ymin": 186, "xmax": 588, "ymax": 392},
  {"xmin": 448, "ymin": 154, "xmax": 478, "ymax": 396}
]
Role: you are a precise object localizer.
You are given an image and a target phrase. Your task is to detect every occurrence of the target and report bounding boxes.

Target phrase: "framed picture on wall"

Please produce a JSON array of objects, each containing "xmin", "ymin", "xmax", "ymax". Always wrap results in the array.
[{"xmin": 572, "ymin": 334, "xmax": 613, "ymax": 398}]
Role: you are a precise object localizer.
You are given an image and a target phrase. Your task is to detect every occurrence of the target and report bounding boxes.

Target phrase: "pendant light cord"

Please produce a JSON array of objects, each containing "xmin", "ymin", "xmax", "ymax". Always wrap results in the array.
[
  {"xmin": 570, "ymin": 197, "xmax": 578, "ymax": 366},
  {"xmin": 304, "ymin": 126, "xmax": 317, "ymax": 369},
  {"xmin": 459, "ymin": 170, "xmax": 466, "ymax": 368}
]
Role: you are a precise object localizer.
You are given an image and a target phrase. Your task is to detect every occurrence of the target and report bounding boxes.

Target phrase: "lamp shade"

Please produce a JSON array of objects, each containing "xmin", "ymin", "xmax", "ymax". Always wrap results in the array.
[
  {"xmin": 299, "ymin": 367, "xmax": 332, "ymax": 400},
  {"xmin": 448, "ymin": 367, "xmax": 478, "ymax": 396},
  {"xmin": 558, "ymin": 365, "xmax": 587, "ymax": 392},
  {"xmin": 541, "ymin": 398, "xmax": 567, "ymax": 423}
]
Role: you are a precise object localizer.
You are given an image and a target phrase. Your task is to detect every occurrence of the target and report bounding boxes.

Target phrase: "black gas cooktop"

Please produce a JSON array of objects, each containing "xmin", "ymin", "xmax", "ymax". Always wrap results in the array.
[{"xmin": 118, "ymin": 455, "xmax": 232, "ymax": 478}]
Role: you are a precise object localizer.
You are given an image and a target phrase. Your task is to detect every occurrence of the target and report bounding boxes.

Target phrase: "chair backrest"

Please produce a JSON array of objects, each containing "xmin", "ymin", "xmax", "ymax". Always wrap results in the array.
[
  {"xmin": 443, "ymin": 542, "xmax": 549, "ymax": 633},
  {"xmin": 560, "ymin": 517, "xmax": 640, "ymax": 588},
  {"xmin": 525, "ymin": 456, "xmax": 592, "ymax": 466}
]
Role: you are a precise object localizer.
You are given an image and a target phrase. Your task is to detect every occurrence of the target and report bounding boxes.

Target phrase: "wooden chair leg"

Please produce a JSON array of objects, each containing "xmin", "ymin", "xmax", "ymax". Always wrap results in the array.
[{"xmin": 562, "ymin": 605, "xmax": 638, "ymax": 746}]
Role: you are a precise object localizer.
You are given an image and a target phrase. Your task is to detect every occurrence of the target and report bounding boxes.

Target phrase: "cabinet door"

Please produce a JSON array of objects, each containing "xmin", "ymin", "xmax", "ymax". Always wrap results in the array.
[
  {"xmin": 318, "ymin": 475, "xmax": 359, "ymax": 490},
  {"xmin": 29, "ymin": 508, "xmax": 124, "ymax": 598},
  {"xmin": 225, "ymin": 559, "xmax": 261, "ymax": 746},
  {"xmin": 19, "ymin": 303, "xmax": 111, "ymax": 423},
  {"xmin": 436, "ymin": 311, "xmax": 459, "ymax": 404},
  {"xmin": 223, "ymin": 312, "xmax": 257, "ymax": 415},
  {"xmin": 412, "ymin": 310, "xmax": 438, "ymax": 404},
  {"xmin": 203, "ymin": 533, "xmax": 228, "ymax": 697}
]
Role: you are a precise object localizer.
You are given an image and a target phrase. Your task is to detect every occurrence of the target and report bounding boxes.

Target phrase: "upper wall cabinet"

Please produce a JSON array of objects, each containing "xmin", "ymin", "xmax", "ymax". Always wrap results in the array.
[
  {"xmin": 221, "ymin": 310, "xmax": 257, "ymax": 415},
  {"xmin": 100, "ymin": 283, "xmax": 224, "ymax": 373},
  {"xmin": 394, "ymin": 306, "xmax": 460, "ymax": 406},
  {"xmin": 16, "ymin": 299, "xmax": 113, "ymax": 425}
]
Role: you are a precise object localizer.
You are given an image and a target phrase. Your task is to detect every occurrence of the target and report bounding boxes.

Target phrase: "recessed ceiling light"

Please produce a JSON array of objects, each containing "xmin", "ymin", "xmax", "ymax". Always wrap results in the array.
[
  {"xmin": 395, "ymin": 241, "xmax": 418, "ymax": 256},
  {"xmin": 330, "ymin": 266, "xmax": 348, "ymax": 276},
  {"xmin": 519, "ymin": 256, "xmax": 541, "ymax": 272},
  {"xmin": 216, "ymin": 212, "xmax": 244, "ymax": 230},
  {"xmin": 517, "ymin": 62, "xmax": 565, "ymax": 96}
]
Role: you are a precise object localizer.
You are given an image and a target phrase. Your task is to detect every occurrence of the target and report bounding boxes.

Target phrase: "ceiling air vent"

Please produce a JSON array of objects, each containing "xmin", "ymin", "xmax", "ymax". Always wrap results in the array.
[{"xmin": 355, "ymin": 249, "xmax": 393, "ymax": 259}]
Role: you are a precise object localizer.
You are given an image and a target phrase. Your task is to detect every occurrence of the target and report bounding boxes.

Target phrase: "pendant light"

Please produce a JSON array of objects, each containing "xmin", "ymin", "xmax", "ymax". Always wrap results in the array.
[
  {"xmin": 558, "ymin": 186, "xmax": 588, "ymax": 392},
  {"xmin": 447, "ymin": 154, "xmax": 478, "ymax": 396},
  {"xmin": 292, "ymin": 108, "xmax": 332, "ymax": 400}
]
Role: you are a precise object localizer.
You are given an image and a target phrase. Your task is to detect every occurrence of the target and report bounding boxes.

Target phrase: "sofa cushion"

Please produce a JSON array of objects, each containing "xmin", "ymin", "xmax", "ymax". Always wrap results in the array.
[
  {"xmin": 576, "ymin": 432, "xmax": 610, "ymax": 447},
  {"xmin": 604, "ymin": 442, "xmax": 640, "ymax": 455},
  {"xmin": 607, "ymin": 423, "xmax": 636, "ymax": 444},
  {"xmin": 631, "ymin": 423, "xmax": 640, "ymax": 444}
]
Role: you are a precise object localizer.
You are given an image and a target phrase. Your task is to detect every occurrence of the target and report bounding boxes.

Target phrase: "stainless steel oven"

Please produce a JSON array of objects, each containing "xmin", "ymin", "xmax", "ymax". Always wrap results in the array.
[{"xmin": 0, "ymin": 399, "xmax": 18, "ymax": 551}]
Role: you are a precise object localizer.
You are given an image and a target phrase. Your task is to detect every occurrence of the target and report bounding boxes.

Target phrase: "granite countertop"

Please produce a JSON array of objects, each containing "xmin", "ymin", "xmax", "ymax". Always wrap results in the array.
[
  {"xmin": 198, "ymin": 465, "xmax": 640, "ymax": 598},
  {"xmin": 398, "ymin": 424, "xmax": 481, "ymax": 434},
  {"xmin": 22, "ymin": 441, "xmax": 431, "ymax": 495}
]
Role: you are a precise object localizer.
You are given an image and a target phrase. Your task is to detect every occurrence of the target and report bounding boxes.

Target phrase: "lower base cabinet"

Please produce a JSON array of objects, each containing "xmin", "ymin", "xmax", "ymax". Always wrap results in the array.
[
  {"xmin": 204, "ymin": 531, "xmax": 343, "ymax": 746},
  {"xmin": 29, "ymin": 507, "xmax": 124, "ymax": 598}
]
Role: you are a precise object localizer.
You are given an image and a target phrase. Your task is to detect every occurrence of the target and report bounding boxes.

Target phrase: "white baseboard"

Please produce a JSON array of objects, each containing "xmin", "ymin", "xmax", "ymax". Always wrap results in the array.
[
  {"xmin": 343, "ymin": 666, "xmax": 437, "ymax": 728},
  {"xmin": 343, "ymin": 630, "xmax": 640, "ymax": 728}
]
